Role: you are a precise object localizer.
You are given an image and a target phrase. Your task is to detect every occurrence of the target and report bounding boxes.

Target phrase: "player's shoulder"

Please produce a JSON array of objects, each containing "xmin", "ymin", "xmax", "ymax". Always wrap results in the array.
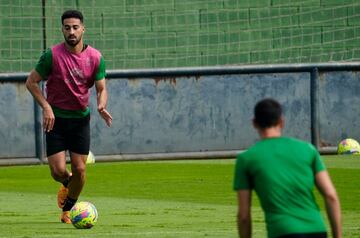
[
  {"xmin": 283, "ymin": 137, "xmax": 318, "ymax": 152},
  {"xmin": 51, "ymin": 42, "xmax": 65, "ymax": 51},
  {"xmin": 39, "ymin": 47, "xmax": 52, "ymax": 59},
  {"xmin": 287, "ymin": 137, "xmax": 313, "ymax": 146},
  {"xmin": 238, "ymin": 140, "xmax": 262, "ymax": 159},
  {"xmin": 248, "ymin": 137, "xmax": 315, "ymax": 153},
  {"xmin": 85, "ymin": 44, "xmax": 102, "ymax": 56}
]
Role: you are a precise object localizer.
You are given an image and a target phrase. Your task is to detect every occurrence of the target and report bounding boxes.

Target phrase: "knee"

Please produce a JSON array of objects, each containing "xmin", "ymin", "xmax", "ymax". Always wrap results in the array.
[
  {"xmin": 72, "ymin": 163, "xmax": 86, "ymax": 177},
  {"xmin": 50, "ymin": 168, "xmax": 68, "ymax": 182}
]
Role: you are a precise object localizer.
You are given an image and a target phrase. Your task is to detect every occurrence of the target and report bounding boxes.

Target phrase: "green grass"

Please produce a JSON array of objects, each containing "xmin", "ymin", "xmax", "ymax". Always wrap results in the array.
[{"xmin": 0, "ymin": 155, "xmax": 359, "ymax": 237}]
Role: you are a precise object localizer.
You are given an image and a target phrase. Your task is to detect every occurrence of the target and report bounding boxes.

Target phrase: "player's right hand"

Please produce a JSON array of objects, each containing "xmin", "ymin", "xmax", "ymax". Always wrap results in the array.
[{"xmin": 43, "ymin": 106, "xmax": 55, "ymax": 132}]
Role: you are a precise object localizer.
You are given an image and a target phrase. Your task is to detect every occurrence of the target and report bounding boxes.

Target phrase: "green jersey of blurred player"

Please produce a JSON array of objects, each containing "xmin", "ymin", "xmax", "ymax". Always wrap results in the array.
[{"xmin": 234, "ymin": 98, "xmax": 342, "ymax": 238}]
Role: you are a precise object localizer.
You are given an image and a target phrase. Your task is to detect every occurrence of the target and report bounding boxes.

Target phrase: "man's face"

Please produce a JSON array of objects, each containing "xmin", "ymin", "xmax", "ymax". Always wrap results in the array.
[{"xmin": 62, "ymin": 18, "xmax": 84, "ymax": 47}]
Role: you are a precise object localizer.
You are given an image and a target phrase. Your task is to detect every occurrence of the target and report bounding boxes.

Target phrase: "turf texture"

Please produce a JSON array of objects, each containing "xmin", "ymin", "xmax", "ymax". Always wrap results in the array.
[{"xmin": 0, "ymin": 155, "xmax": 359, "ymax": 237}]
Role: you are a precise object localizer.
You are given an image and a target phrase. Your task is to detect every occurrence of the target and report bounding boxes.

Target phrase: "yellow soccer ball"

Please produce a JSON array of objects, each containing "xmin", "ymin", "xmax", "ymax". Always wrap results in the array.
[
  {"xmin": 86, "ymin": 151, "xmax": 96, "ymax": 164},
  {"xmin": 337, "ymin": 138, "xmax": 360, "ymax": 155}
]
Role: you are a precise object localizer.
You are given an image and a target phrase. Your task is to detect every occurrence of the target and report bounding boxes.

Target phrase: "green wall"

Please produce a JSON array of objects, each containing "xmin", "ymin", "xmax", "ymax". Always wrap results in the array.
[{"xmin": 1, "ymin": 0, "xmax": 360, "ymax": 73}]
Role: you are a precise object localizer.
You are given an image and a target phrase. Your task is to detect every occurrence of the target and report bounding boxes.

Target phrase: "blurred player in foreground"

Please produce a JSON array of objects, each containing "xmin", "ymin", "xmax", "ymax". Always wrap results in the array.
[
  {"xmin": 233, "ymin": 98, "xmax": 341, "ymax": 238},
  {"xmin": 26, "ymin": 10, "xmax": 112, "ymax": 223}
]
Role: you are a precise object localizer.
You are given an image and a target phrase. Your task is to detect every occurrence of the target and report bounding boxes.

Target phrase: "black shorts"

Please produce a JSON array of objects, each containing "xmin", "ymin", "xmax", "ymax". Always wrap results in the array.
[
  {"xmin": 46, "ymin": 115, "xmax": 90, "ymax": 156},
  {"xmin": 278, "ymin": 232, "xmax": 327, "ymax": 238}
]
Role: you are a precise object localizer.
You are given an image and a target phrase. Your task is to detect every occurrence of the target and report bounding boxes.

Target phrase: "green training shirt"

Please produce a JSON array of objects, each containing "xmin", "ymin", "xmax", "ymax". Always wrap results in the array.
[
  {"xmin": 233, "ymin": 137, "xmax": 326, "ymax": 238},
  {"xmin": 35, "ymin": 46, "xmax": 106, "ymax": 118}
]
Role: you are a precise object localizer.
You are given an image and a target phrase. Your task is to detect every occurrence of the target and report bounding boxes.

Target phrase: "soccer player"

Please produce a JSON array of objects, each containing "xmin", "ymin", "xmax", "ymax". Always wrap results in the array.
[
  {"xmin": 233, "ymin": 98, "xmax": 341, "ymax": 238},
  {"xmin": 26, "ymin": 10, "xmax": 112, "ymax": 224}
]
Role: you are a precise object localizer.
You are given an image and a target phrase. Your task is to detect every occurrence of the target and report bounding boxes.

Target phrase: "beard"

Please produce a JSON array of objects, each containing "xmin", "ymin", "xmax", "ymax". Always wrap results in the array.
[{"xmin": 65, "ymin": 35, "xmax": 82, "ymax": 47}]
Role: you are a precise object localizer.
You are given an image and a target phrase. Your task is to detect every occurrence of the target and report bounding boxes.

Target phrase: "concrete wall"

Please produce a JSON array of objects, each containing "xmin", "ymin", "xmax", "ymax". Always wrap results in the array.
[
  {"xmin": 2, "ymin": 67, "xmax": 360, "ymax": 161},
  {"xmin": 88, "ymin": 72, "xmax": 311, "ymax": 155},
  {"xmin": 318, "ymin": 71, "xmax": 360, "ymax": 146},
  {"xmin": 0, "ymin": 82, "xmax": 35, "ymax": 158}
]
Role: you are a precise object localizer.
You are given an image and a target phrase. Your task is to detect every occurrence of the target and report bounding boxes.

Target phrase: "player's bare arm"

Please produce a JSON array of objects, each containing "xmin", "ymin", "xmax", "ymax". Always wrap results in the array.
[
  {"xmin": 315, "ymin": 171, "xmax": 342, "ymax": 238},
  {"xmin": 25, "ymin": 69, "xmax": 55, "ymax": 132},
  {"xmin": 237, "ymin": 189, "xmax": 252, "ymax": 238},
  {"xmin": 95, "ymin": 78, "xmax": 112, "ymax": 127}
]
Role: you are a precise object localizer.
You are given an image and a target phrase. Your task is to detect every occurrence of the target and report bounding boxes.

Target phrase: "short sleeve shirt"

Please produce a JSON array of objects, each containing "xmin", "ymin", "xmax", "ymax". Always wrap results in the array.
[
  {"xmin": 35, "ymin": 44, "xmax": 105, "ymax": 118},
  {"xmin": 233, "ymin": 137, "xmax": 326, "ymax": 238}
]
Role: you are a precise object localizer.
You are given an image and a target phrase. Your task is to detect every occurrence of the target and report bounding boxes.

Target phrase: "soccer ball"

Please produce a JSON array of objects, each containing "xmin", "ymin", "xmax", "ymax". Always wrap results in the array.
[
  {"xmin": 70, "ymin": 201, "xmax": 98, "ymax": 229},
  {"xmin": 86, "ymin": 151, "xmax": 96, "ymax": 164},
  {"xmin": 337, "ymin": 138, "xmax": 360, "ymax": 155}
]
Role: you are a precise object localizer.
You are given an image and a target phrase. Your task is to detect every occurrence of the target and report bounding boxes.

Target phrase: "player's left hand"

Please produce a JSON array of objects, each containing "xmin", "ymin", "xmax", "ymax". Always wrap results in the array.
[{"xmin": 98, "ymin": 108, "xmax": 112, "ymax": 127}]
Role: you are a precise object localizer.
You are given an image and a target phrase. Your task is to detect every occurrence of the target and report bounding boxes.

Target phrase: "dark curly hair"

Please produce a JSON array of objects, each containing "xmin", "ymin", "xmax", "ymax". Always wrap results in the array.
[{"xmin": 61, "ymin": 10, "xmax": 83, "ymax": 25}]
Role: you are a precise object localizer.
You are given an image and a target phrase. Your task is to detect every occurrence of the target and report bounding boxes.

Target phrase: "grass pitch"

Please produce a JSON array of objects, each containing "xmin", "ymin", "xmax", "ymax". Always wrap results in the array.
[{"xmin": 0, "ymin": 155, "xmax": 359, "ymax": 237}]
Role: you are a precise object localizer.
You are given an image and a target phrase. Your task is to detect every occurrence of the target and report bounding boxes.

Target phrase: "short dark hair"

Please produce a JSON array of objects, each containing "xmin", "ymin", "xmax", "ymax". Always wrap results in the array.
[
  {"xmin": 253, "ymin": 98, "xmax": 282, "ymax": 129},
  {"xmin": 61, "ymin": 10, "xmax": 83, "ymax": 24}
]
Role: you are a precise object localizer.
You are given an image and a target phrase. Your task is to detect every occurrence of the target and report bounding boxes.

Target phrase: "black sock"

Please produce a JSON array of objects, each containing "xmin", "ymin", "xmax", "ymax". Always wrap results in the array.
[
  {"xmin": 62, "ymin": 175, "xmax": 72, "ymax": 188},
  {"xmin": 62, "ymin": 196, "xmax": 77, "ymax": 212}
]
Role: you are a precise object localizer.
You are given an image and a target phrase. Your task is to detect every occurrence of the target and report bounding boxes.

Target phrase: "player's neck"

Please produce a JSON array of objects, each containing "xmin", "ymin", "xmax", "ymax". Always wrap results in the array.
[
  {"xmin": 64, "ymin": 41, "xmax": 84, "ymax": 54},
  {"xmin": 259, "ymin": 127, "xmax": 282, "ymax": 139}
]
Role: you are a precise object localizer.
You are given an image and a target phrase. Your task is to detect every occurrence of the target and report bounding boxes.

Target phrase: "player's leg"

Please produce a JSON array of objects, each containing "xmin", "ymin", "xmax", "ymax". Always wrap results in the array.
[
  {"xmin": 46, "ymin": 117, "xmax": 74, "ymax": 223},
  {"xmin": 60, "ymin": 152, "xmax": 87, "ymax": 224},
  {"xmin": 47, "ymin": 151, "xmax": 72, "ymax": 224},
  {"xmin": 46, "ymin": 117, "xmax": 72, "ymax": 213},
  {"xmin": 67, "ymin": 152, "xmax": 87, "ymax": 199},
  {"xmin": 47, "ymin": 151, "xmax": 70, "ymax": 184},
  {"xmin": 61, "ymin": 115, "xmax": 90, "ymax": 221}
]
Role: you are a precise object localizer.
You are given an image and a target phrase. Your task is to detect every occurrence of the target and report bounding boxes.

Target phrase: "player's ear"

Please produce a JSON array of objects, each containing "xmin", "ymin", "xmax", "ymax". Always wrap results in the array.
[
  {"xmin": 252, "ymin": 118, "xmax": 258, "ymax": 129},
  {"xmin": 279, "ymin": 116, "xmax": 285, "ymax": 129}
]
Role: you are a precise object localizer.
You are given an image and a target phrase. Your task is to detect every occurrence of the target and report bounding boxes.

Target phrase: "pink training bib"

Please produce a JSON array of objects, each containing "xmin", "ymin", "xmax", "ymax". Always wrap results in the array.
[{"xmin": 46, "ymin": 43, "xmax": 102, "ymax": 111}]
